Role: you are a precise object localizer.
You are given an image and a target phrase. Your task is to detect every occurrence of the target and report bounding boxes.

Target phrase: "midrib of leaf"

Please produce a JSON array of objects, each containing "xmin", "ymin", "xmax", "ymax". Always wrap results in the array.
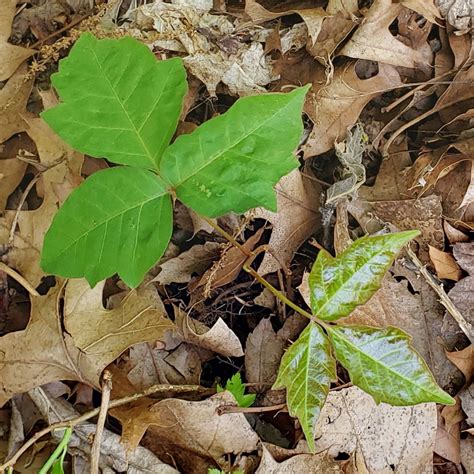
[
  {"xmin": 330, "ymin": 328, "xmax": 441, "ymax": 399},
  {"xmin": 171, "ymin": 98, "xmax": 297, "ymax": 187},
  {"xmin": 50, "ymin": 192, "xmax": 166, "ymax": 263},
  {"xmin": 89, "ymin": 46, "xmax": 163, "ymax": 171},
  {"xmin": 315, "ymin": 247, "xmax": 389, "ymax": 317}
]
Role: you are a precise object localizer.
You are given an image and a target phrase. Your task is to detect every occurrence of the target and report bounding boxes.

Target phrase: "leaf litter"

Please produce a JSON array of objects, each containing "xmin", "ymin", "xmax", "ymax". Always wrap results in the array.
[{"xmin": 0, "ymin": 0, "xmax": 473, "ymax": 472}]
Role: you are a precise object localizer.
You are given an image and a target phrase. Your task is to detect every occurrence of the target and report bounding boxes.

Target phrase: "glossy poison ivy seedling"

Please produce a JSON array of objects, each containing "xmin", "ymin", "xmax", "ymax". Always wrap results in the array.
[
  {"xmin": 40, "ymin": 33, "xmax": 309, "ymax": 287},
  {"xmin": 40, "ymin": 33, "xmax": 454, "ymax": 453}
]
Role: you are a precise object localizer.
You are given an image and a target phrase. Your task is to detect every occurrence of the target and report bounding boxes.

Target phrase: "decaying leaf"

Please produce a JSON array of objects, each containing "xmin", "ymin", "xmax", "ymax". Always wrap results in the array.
[
  {"xmin": 339, "ymin": 0, "xmax": 430, "ymax": 68},
  {"xmin": 312, "ymin": 387, "xmax": 438, "ymax": 472},
  {"xmin": 245, "ymin": 318, "xmax": 285, "ymax": 393},
  {"xmin": 0, "ymin": 157, "xmax": 27, "ymax": 212},
  {"xmin": 446, "ymin": 345, "xmax": 474, "ymax": 386},
  {"xmin": 429, "ymin": 246, "xmax": 463, "ymax": 281},
  {"xmin": 0, "ymin": 1, "xmax": 35, "ymax": 81},
  {"xmin": 115, "ymin": 391, "xmax": 259, "ymax": 461},
  {"xmin": 303, "ymin": 62, "xmax": 401, "ymax": 157},
  {"xmin": 175, "ymin": 309, "xmax": 244, "ymax": 357},
  {"xmin": 249, "ymin": 169, "xmax": 320, "ymax": 275}
]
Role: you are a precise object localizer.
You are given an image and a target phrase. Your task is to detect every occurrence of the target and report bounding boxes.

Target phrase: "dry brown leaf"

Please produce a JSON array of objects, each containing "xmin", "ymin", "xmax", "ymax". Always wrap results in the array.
[
  {"xmin": 175, "ymin": 309, "xmax": 244, "ymax": 357},
  {"xmin": 461, "ymin": 436, "xmax": 474, "ymax": 473},
  {"xmin": 303, "ymin": 62, "xmax": 401, "ymax": 157},
  {"xmin": 249, "ymin": 169, "xmax": 320, "ymax": 275},
  {"xmin": 429, "ymin": 245, "xmax": 463, "ymax": 281},
  {"xmin": 152, "ymin": 242, "xmax": 221, "ymax": 286},
  {"xmin": 245, "ymin": 318, "xmax": 285, "ymax": 393},
  {"xmin": 446, "ymin": 345, "xmax": 474, "ymax": 385},
  {"xmin": 358, "ymin": 137, "xmax": 412, "ymax": 201},
  {"xmin": 245, "ymin": 0, "xmax": 327, "ymax": 44},
  {"xmin": 0, "ymin": 1, "xmax": 35, "ymax": 81},
  {"xmin": 453, "ymin": 242, "xmax": 474, "ymax": 275},
  {"xmin": 460, "ymin": 385, "xmax": 474, "ymax": 425},
  {"xmin": 444, "ymin": 221, "xmax": 470, "ymax": 245},
  {"xmin": 256, "ymin": 444, "xmax": 343, "ymax": 473},
  {"xmin": 339, "ymin": 0, "xmax": 429, "ymax": 68},
  {"xmin": 312, "ymin": 387, "xmax": 438, "ymax": 472},
  {"xmin": 194, "ymin": 228, "xmax": 263, "ymax": 295},
  {"xmin": 64, "ymin": 279, "xmax": 175, "ymax": 369},
  {"xmin": 0, "ymin": 158, "xmax": 27, "ymax": 211},
  {"xmin": 326, "ymin": 0, "xmax": 358, "ymax": 16},
  {"xmin": 435, "ymin": 403, "xmax": 462, "ymax": 464},
  {"xmin": 116, "ymin": 391, "xmax": 259, "ymax": 460},
  {"xmin": 0, "ymin": 66, "xmax": 32, "ymax": 143},
  {"xmin": 402, "ymin": 0, "xmax": 441, "ymax": 23}
]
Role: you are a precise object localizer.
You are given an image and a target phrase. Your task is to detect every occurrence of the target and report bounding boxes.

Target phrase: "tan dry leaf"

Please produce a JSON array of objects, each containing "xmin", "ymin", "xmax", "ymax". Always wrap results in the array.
[
  {"xmin": 435, "ymin": 404, "xmax": 462, "ymax": 464},
  {"xmin": 402, "ymin": 0, "xmax": 441, "ymax": 23},
  {"xmin": 0, "ymin": 66, "xmax": 32, "ymax": 143},
  {"xmin": 256, "ymin": 444, "xmax": 343, "ymax": 473},
  {"xmin": 249, "ymin": 169, "xmax": 320, "ymax": 275},
  {"xmin": 0, "ymin": 158, "xmax": 27, "ymax": 211},
  {"xmin": 339, "ymin": 0, "xmax": 428, "ymax": 68},
  {"xmin": 175, "ymin": 309, "xmax": 244, "ymax": 357},
  {"xmin": 461, "ymin": 436, "xmax": 474, "ymax": 473},
  {"xmin": 313, "ymin": 387, "xmax": 438, "ymax": 473},
  {"xmin": 453, "ymin": 242, "xmax": 474, "ymax": 275},
  {"xmin": 460, "ymin": 385, "xmax": 474, "ymax": 425},
  {"xmin": 444, "ymin": 221, "xmax": 470, "ymax": 245},
  {"xmin": 303, "ymin": 62, "xmax": 401, "ymax": 157},
  {"xmin": 0, "ymin": 284, "xmax": 94, "ymax": 406},
  {"xmin": 245, "ymin": 0, "xmax": 327, "ymax": 44},
  {"xmin": 429, "ymin": 246, "xmax": 463, "ymax": 281},
  {"xmin": 116, "ymin": 391, "xmax": 259, "ymax": 459},
  {"xmin": 152, "ymin": 242, "xmax": 221, "ymax": 286},
  {"xmin": 326, "ymin": 0, "xmax": 358, "ymax": 16},
  {"xmin": 0, "ymin": 1, "xmax": 35, "ymax": 81},
  {"xmin": 194, "ymin": 228, "xmax": 263, "ymax": 294},
  {"xmin": 245, "ymin": 319, "xmax": 285, "ymax": 393},
  {"xmin": 0, "ymin": 114, "xmax": 83, "ymax": 288},
  {"xmin": 64, "ymin": 279, "xmax": 175, "ymax": 368}
]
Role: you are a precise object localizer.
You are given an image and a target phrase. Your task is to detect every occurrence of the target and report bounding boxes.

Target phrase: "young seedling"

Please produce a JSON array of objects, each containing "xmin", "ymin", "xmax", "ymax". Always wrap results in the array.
[{"xmin": 41, "ymin": 33, "xmax": 454, "ymax": 452}]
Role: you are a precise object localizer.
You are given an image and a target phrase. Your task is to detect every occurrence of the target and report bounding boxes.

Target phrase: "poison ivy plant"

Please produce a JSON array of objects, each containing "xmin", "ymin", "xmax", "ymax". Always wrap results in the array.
[
  {"xmin": 40, "ymin": 33, "xmax": 455, "ymax": 456},
  {"xmin": 274, "ymin": 231, "xmax": 455, "ymax": 451},
  {"xmin": 41, "ymin": 33, "xmax": 308, "ymax": 287},
  {"xmin": 217, "ymin": 372, "xmax": 256, "ymax": 408}
]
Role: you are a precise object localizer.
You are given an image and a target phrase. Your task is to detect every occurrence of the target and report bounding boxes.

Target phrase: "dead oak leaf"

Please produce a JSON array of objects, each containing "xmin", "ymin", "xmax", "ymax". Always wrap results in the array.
[
  {"xmin": 339, "ymin": 0, "xmax": 429, "ymax": 68},
  {"xmin": 303, "ymin": 62, "xmax": 401, "ymax": 158},
  {"xmin": 429, "ymin": 246, "xmax": 463, "ymax": 281},
  {"xmin": 114, "ymin": 391, "xmax": 259, "ymax": 461},
  {"xmin": 64, "ymin": 279, "xmax": 175, "ymax": 369},
  {"xmin": 249, "ymin": 169, "xmax": 320, "ymax": 275}
]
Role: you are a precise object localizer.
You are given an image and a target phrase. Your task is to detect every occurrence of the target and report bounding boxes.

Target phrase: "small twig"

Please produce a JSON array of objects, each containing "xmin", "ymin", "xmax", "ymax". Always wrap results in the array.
[
  {"xmin": 406, "ymin": 247, "xmax": 474, "ymax": 344},
  {"xmin": 0, "ymin": 262, "xmax": 39, "ymax": 297},
  {"xmin": 0, "ymin": 383, "xmax": 209, "ymax": 471},
  {"xmin": 90, "ymin": 371, "xmax": 112, "ymax": 474},
  {"xmin": 217, "ymin": 403, "xmax": 286, "ymax": 415}
]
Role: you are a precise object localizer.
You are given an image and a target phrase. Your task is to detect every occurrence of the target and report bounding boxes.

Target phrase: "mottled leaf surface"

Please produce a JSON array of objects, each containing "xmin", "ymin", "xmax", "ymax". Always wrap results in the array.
[
  {"xmin": 328, "ymin": 325, "xmax": 455, "ymax": 406},
  {"xmin": 273, "ymin": 322, "xmax": 336, "ymax": 452},
  {"xmin": 42, "ymin": 33, "xmax": 187, "ymax": 169},
  {"xmin": 309, "ymin": 231, "xmax": 420, "ymax": 321},
  {"xmin": 41, "ymin": 167, "xmax": 172, "ymax": 287},
  {"xmin": 160, "ymin": 86, "xmax": 309, "ymax": 217}
]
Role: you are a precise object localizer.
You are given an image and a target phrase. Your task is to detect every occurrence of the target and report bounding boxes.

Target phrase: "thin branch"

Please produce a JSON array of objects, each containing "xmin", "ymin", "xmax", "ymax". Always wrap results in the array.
[
  {"xmin": 0, "ymin": 262, "xmax": 39, "ymax": 297},
  {"xmin": 217, "ymin": 403, "xmax": 286, "ymax": 415},
  {"xmin": 406, "ymin": 247, "xmax": 474, "ymax": 344},
  {"xmin": 90, "ymin": 371, "xmax": 112, "ymax": 474},
  {"xmin": 0, "ymin": 383, "xmax": 210, "ymax": 471}
]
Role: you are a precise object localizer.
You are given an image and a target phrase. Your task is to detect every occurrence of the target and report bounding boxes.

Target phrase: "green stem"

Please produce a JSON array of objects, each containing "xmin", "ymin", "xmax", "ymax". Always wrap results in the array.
[
  {"xmin": 38, "ymin": 427, "xmax": 72, "ymax": 474},
  {"xmin": 201, "ymin": 215, "xmax": 328, "ymax": 328}
]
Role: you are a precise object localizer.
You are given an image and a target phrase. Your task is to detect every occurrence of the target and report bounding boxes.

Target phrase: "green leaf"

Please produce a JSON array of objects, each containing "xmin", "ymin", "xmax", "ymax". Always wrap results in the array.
[
  {"xmin": 42, "ymin": 33, "xmax": 187, "ymax": 170},
  {"xmin": 273, "ymin": 322, "xmax": 336, "ymax": 452},
  {"xmin": 41, "ymin": 167, "xmax": 172, "ymax": 288},
  {"xmin": 39, "ymin": 427, "xmax": 72, "ymax": 474},
  {"xmin": 328, "ymin": 325, "xmax": 455, "ymax": 406},
  {"xmin": 309, "ymin": 231, "xmax": 420, "ymax": 321},
  {"xmin": 160, "ymin": 86, "xmax": 309, "ymax": 217},
  {"xmin": 217, "ymin": 372, "xmax": 256, "ymax": 408}
]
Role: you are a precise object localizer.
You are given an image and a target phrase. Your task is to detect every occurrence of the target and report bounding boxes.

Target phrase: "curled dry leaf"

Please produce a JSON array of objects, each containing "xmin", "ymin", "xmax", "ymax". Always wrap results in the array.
[
  {"xmin": 175, "ymin": 308, "xmax": 244, "ymax": 357},
  {"xmin": 312, "ymin": 387, "xmax": 438, "ymax": 472},
  {"xmin": 303, "ymin": 62, "xmax": 401, "ymax": 158},
  {"xmin": 116, "ymin": 391, "xmax": 259, "ymax": 461},
  {"xmin": 245, "ymin": 318, "xmax": 285, "ymax": 393},
  {"xmin": 152, "ymin": 242, "xmax": 222, "ymax": 286},
  {"xmin": 249, "ymin": 169, "xmax": 320, "ymax": 275},
  {"xmin": 453, "ymin": 241, "xmax": 474, "ymax": 275},
  {"xmin": 446, "ymin": 345, "xmax": 474, "ymax": 385},
  {"xmin": 0, "ymin": 157, "xmax": 27, "ymax": 212},
  {"xmin": 339, "ymin": 0, "xmax": 429, "ymax": 68},
  {"xmin": 0, "ymin": 1, "xmax": 35, "ymax": 81},
  {"xmin": 256, "ymin": 444, "xmax": 343, "ymax": 473},
  {"xmin": 429, "ymin": 246, "xmax": 463, "ymax": 281},
  {"xmin": 444, "ymin": 221, "xmax": 470, "ymax": 245}
]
